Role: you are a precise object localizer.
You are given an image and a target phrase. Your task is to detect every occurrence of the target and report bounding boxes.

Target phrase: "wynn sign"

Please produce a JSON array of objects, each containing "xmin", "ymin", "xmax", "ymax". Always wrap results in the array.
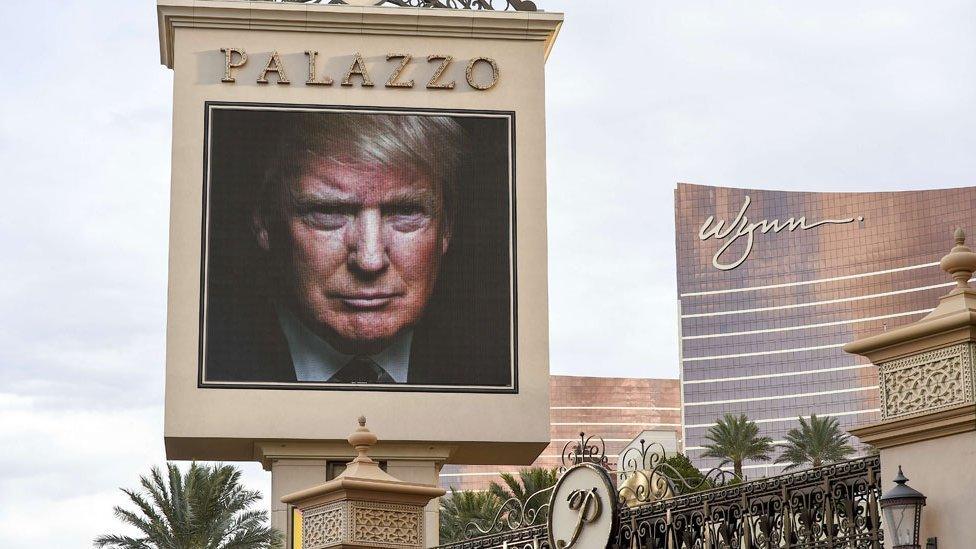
[{"xmin": 698, "ymin": 195, "xmax": 864, "ymax": 270}]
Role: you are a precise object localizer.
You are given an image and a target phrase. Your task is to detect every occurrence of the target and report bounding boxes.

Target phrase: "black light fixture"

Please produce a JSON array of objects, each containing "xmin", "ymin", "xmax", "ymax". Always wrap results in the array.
[{"xmin": 879, "ymin": 466, "xmax": 927, "ymax": 549}]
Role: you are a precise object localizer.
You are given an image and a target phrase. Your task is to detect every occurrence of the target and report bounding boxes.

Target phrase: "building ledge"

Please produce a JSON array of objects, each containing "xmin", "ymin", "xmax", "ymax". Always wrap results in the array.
[
  {"xmin": 850, "ymin": 403, "xmax": 976, "ymax": 449},
  {"xmin": 157, "ymin": 0, "xmax": 564, "ymax": 69},
  {"xmin": 844, "ymin": 288, "xmax": 976, "ymax": 363}
]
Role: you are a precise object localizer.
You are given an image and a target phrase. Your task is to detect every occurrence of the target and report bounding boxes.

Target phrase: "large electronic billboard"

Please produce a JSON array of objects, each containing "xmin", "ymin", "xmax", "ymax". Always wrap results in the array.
[
  {"xmin": 157, "ymin": 4, "xmax": 560, "ymax": 544},
  {"xmin": 201, "ymin": 104, "xmax": 516, "ymax": 391},
  {"xmin": 158, "ymin": 3, "xmax": 562, "ymax": 493}
]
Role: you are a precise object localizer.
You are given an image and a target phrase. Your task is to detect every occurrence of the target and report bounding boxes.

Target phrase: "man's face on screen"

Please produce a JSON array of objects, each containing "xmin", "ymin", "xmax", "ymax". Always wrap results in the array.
[{"xmin": 264, "ymin": 157, "xmax": 450, "ymax": 354}]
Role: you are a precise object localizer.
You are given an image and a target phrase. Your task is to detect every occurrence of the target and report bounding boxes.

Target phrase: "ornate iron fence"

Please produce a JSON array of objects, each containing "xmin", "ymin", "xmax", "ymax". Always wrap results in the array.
[
  {"xmin": 435, "ymin": 433, "xmax": 884, "ymax": 549},
  {"xmin": 617, "ymin": 456, "xmax": 883, "ymax": 549},
  {"xmin": 440, "ymin": 524, "xmax": 550, "ymax": 549}
]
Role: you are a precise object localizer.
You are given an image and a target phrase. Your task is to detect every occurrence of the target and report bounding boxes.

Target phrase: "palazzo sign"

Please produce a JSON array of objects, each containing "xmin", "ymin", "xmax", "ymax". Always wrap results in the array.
[
  {"xmin": 698, "ymin": 195, "xmax": 864, "ymax": 270},
  {"xmin": 219, "ymin": 49, "xmax": 500, "ymax": 90}
]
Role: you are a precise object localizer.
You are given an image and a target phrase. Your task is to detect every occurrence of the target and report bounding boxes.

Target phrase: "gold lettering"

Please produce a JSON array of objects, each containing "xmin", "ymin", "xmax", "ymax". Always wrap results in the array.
[
  {"xmin": 465, "ymin": 56, "xmax": 499, "ymax": 90},
  {"xmin": 426, "ymin": 54, "xmax": 455, "ymax": 89},
  {"xmin": 385, "ymin": 53, "xmax": 414, "ymax": 88},
  {"xmin": 220, "ymin": 48, "xmax": 247, "ymax": 83},
  {"xmin": 341, "ymin": 53, "xmax": 374, "ymax": 87},
  {"xmin": 257, "ymin": 51, "xmax": 290, "ymax": 84},
  {"xmin": 556, "ymin": 488, "xmax": 602, "ymax": 549},
  {"xmin": 304, "ymin": 51, "xmax": 333, "ymax": 86}
]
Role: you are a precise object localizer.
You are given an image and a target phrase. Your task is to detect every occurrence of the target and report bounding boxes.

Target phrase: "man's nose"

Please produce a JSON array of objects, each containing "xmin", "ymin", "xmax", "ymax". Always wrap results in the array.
[{"xmin": 347, "ymin": 209, "xmax": 389, "ymax": 275}]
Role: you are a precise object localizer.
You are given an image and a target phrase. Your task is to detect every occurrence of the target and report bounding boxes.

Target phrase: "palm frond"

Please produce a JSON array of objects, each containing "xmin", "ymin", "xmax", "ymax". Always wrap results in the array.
[
  {"xmin": 97, "ymin": 462, "xmax": 280, "ymax": 549},
  {"xmin": 775, "ymin": 414, "xmax": 856, "ymax": 470},
  {"xmin": 701, "ymin": 413, "xmax": 773, "ymax": 476}
]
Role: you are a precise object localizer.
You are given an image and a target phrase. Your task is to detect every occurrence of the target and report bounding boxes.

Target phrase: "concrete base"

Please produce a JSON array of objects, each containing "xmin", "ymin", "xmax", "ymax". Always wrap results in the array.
[
  {"xmin": 260, "ymin": 442, "xmax": 452, "ymax": 548},
  {"xmin": 851, "ymin": 404, "xmax": 976, "ymax": 548},
  {"xmin": 878, "ymin": 430, "xmax": 976, "ymax": 549}
]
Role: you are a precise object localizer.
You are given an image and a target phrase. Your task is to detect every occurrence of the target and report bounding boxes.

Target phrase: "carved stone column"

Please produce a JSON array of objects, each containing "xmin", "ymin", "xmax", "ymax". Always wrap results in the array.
[
  {"xmin": 846, "ymin": 229, "xmax": 976, "ymax": 548},
  {"xmin": 281, "ymin": 417, "xmax": 446, "ymax": 549}
]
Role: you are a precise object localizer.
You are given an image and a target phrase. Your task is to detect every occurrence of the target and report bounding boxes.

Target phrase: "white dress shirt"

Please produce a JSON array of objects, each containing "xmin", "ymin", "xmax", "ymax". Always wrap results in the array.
[{"xmin": 275, "ymin": 303, "xmax": 412, "ymax": 383}]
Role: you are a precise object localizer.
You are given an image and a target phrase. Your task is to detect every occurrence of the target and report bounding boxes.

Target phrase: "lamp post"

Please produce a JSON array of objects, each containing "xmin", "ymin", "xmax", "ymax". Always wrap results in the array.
[{"xmin": 880, "ymin": 466, "xmax": 927, "ymax": 549}]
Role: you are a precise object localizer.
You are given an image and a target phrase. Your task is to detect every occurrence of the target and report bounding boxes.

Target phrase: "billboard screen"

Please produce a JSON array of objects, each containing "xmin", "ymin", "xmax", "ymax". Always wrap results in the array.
[{"xmin": 200, "ymin": 103, "xmax": 515, "ymax": 391}]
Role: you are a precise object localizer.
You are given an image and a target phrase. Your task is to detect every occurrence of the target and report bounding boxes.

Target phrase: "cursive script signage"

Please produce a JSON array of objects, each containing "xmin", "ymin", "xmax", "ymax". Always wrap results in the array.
[
  {"xmin": 699, "ymin": 195, "xmax": 863, "ymax": 271},
  {"xmin": 547, "ymin": 464, "xmax": 616, "ymax": 549}
]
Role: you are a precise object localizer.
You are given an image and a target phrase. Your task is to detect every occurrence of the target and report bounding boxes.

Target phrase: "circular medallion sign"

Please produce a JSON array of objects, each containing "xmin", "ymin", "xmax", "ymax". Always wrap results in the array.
[{"xmin": 547, "ymin": 464, "xmax": 617, "ymax": 549}]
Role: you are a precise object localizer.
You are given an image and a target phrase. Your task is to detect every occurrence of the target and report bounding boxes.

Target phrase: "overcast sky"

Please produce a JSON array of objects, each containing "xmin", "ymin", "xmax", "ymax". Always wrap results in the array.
[{"xmin": 1, "ymin": 1, "xmax": 975, "ymax": 546}]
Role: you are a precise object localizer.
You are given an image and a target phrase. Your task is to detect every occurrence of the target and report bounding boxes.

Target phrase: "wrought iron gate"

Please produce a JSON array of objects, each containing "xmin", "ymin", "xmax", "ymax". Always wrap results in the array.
[{"xmin": 435, "ymin": 435, "xmax": 883, "ymax": 549}]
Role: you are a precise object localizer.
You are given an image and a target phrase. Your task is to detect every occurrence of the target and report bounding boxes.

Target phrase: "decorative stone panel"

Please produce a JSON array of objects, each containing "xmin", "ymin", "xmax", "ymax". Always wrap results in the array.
[
  {"xmin": 302, "ymin": 501, "xmax": 345, "ymax": 549},
  {"xmin": 349, "ymin": 501, "xmax": 423, "ymax": 549},
  {"xmin": 879, "ymin": 342, "xmax": 975, "ymax": 420}
]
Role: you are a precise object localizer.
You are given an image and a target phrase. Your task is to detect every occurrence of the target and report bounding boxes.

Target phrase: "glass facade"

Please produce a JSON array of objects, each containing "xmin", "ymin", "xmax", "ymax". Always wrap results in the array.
[
  {"xmin": 676, "ymin": 183, "xmax": 976, "ymax": 477},
  {"xmin": 439, "ymin": 375, "xmax": 681, "ymax": 491}
]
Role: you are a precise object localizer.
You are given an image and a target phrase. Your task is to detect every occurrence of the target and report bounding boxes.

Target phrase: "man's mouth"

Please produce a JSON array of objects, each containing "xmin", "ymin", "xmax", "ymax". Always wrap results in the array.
[{"xmin": 332, "ymin": 292, "xmax": 400, "ymax": 310}]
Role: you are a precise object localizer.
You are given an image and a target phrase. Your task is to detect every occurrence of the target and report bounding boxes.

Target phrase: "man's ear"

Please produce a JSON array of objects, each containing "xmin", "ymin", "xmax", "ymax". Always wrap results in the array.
[
  {"xmin": 252, "ymin": 209, "xmax": 271, "ymax": 252},
  {"xmin": 441, "ymin": 222, "xmax": 452, "ymax": 255}
]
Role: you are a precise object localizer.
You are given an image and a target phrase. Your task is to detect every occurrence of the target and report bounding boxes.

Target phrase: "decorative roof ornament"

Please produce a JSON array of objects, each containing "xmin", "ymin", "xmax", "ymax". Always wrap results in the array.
[
  {"xmin": 347, "ymin": 415, "xmax": 378, "ymax": 464},
  {"xmin": 280, "ymin": 416, "xmax": 445, "ymax": 549},
  {"xmin": 336, "ymin": 415, "xmax": 401, "ymax": 481},
  {"xmin": 277, "ymin": 0, "xmax": 539, "ymax": 11},
  {"xmin": 939, "ymin": 227, "xmax": 976, "ymax": 291}
]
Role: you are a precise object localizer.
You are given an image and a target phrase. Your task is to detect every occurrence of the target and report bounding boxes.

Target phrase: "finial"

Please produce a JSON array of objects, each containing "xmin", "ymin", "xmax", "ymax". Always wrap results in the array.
[
  {"xmin": 347, "ymin": 415, "xmax": 378, "ymax": 463},
  {"xmin": 939, "ymin": 228, "xmax": 976, "ymax": 290},
  {"xmin": 894, "ymin": 465, "xmax": 908, "ymax": 485}
]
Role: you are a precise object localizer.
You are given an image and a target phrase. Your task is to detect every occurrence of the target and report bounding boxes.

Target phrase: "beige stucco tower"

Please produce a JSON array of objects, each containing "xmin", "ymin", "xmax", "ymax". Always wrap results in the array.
[
  {"xmin": 846, "ymin": 228, "xmax": 976, "ymax": 547},
  {"xmin": 155, "ymin": 1, "xmax": 562, "ymax": 547}
]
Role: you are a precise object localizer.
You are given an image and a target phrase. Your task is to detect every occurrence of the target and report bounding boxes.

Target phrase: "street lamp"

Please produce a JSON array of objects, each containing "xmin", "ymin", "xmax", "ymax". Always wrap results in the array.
[{"xmin": 880, "ymin": 466, "xmax": 927, "ymax": 549}]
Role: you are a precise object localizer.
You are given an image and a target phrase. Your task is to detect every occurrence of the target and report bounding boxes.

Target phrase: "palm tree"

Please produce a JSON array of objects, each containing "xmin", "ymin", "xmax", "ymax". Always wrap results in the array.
[
  {"xmin": 439, "ymin": 488, "xmax": 502, "ymax": 542},
  {"xmin": 487, "ymin": 467, "xmax": 559, "ymax": 525},
  {"xmin": 775, "ymin": 414, "xmax": 856, "ymax": 471},
  {"xmin": 701, "ymin": 413, "xmax": 773, "ymax": 478},
  {"xmin": 95, "ymin": 462, "xmax": 281, "ymax": 549}
]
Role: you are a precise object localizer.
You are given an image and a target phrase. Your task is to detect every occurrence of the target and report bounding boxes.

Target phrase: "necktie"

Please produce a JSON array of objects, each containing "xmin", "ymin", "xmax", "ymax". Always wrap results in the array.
[{"xmin": 329, "ymin": 355, "xmax": 395, "ymax": 384}]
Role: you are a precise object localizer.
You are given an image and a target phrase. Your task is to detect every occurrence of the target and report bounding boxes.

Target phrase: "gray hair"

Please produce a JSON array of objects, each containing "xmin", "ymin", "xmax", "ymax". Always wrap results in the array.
[{"xmin": 258, "ymin": 111, "xmax": 465, "ymax": 226}]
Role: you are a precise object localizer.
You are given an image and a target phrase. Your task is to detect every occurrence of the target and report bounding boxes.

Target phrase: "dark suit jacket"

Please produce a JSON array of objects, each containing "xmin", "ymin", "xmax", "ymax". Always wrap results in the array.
[{"xmin": 203, "ymin": 296, "xmax": 512, "ymax": 388}]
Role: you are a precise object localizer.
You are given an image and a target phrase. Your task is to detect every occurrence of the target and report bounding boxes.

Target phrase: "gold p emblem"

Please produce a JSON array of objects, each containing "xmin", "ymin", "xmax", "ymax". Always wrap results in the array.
[{"xmin": 555, "ymin": 488, "xmax": 602, "ymax": 549}]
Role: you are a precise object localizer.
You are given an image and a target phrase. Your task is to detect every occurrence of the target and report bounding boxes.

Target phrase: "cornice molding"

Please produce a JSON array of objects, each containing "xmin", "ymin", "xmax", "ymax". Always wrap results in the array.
[
  {"xmin": 850, "ymin": 403, "xmax": 976, "ymax": 449},
  {"xmin": 844, "ymin": 290, "xmax": 976, "ymax": 363},
  {"xmin": 254, "ymin": 440, "xmax": 455, "ymax": 470},
  {"xmin": 157, "ymin": 0, "xmax": 564, "ymax": 69}
]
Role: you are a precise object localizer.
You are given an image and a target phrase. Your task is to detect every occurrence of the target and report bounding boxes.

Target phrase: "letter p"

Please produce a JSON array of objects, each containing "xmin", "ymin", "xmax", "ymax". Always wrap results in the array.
[{"xmin": 221, "ymin": 48, "xmax": 247, "ymax": 83}]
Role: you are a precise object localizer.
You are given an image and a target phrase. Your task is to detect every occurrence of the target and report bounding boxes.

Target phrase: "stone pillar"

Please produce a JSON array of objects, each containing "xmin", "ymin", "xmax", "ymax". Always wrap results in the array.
[
  {"xmin": 281, "ymin": 417, "xmax": 446, "ymax": 549},
  {"xmin": 846, "ymin": 229, "xmax": 976, "ymax": 548},
  {"xmin": 261, "ymin": 439, "xmax": 451, "ymax": 548},
  {"xmin": 271, "ymin": 458, "xmax": 330, "ymax": 540}
]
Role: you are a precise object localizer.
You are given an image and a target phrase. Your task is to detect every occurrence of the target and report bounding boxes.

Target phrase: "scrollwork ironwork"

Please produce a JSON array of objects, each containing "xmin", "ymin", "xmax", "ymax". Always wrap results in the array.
[
  {"xmin": 617, "ymin": 438, "xmax": 667, "ymax": 475},
  {"xmin": 462, "ymin": 484, "xmax": 555, "ymax": 539},
  {"xmin": 561, "ymin": 432, "xmax": 608, "ymax": 470},
  {"xmin": 616, "ymin": 455, "xmax": 883, "ymax": 549},
  {"xmin": 438, "ymin": 524, "xmax": 550, "ymax": 549},
  {"xmin": 615, "ymin": 437, "xmax": 741, "ymax": 507},
  {"xmin": 434, "ymin": 435, "xmax": 883, "ymax": 549}
]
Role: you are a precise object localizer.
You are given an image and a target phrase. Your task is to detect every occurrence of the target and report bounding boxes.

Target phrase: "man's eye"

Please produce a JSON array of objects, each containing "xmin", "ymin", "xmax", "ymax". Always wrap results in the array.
[
  {"xmin": 303, "ymin": 211, "xmax": 348, "ymax": 230},
  {"xmin": 385, "ymin": 209, "xmax": 429, "ymax": 232},
  {"xmin": 386, "ymin": 204, "xmax": 427, "ymax": 217}
]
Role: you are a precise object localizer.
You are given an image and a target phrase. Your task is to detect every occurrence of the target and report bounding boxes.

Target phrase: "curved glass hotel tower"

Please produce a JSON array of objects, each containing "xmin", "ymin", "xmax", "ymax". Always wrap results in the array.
[{"xmin": 676, "ymin": 183, "xmax": 976, "ymax": 476}]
